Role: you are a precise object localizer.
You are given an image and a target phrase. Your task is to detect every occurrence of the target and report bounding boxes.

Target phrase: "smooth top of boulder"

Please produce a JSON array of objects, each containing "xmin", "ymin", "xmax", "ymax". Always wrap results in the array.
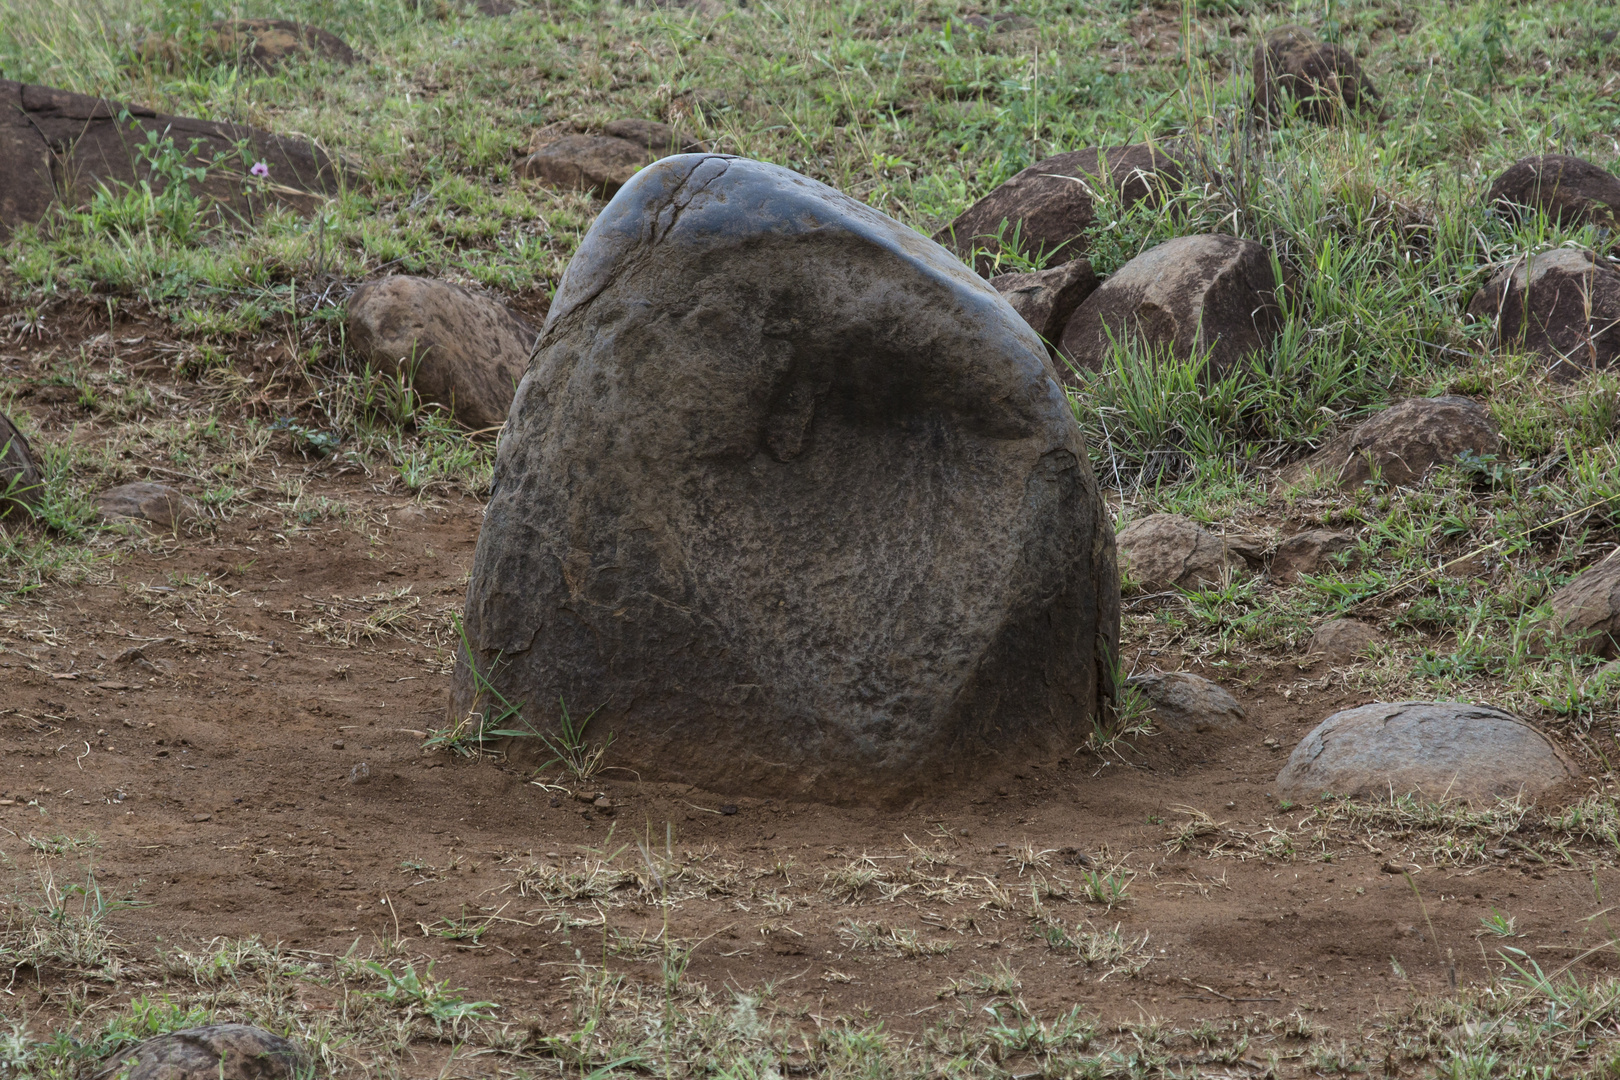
[
  {"xmin": 1275, "ymin": 701, "xmax": 1578, "ymax": 803},
  {"xmin": 1253, "ymin": 25, "xmax": 1381, "ymax": 124},
  {"xmin": 455, "ymin": 154, "xmax": 1120, "ymax": 803},
  {"xmin": 1057, "ymin": 234, "xmax": 1283, "ymax": 378},
  {"xmin": 1116, "ymin": 513, "xmax": 1249, "ymax": 592},
  {"xmin": 1290, "ymin": 396, "xmax": 1500, "ymax": 489},
  {"xmin": 94, "ymin": 1024, "xmax": 308, "ymax": 1080},
  {"xmin": 1125, "ymin": 670, "xmax": 1245, "ymax": 733},
  {"xmin": 1488, "ymin": 155, "xmax": 1620, "ymax": 231},
  {"xmin": 1467, "ymin": 247, "xmax": 1620, "ymax": 379},
  {"xmin": 1548, "ymin": 556, "xmax": 1620, "ymax": 659},
  {"xmin": 937, "ymin": 142, "xmax": 1190, "ymax": 275},
  {"xmin": 1, "ymin": 412, "xmax": 43, "ymax": 519},
  {"xmin": 96, "ymin": 482, "xmax": 200, "ymax": 531}
]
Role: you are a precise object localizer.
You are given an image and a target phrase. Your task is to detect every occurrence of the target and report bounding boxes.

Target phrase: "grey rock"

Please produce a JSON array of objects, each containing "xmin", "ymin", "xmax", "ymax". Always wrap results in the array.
[
  {"xmin": 1547, "ymin": 556, "xmax": 1620, "ymax": 659},
  {"xmin": 94, "ymin": 1023, "xmax": 309, "ymax": 1080},
  {"xmin": 1116, "ymin": 513, "xmax": 1248, "ymax": 592},
  {"xmin": 1307, "ymin": 618, "xmax": 1384, "ymax": 662},
  {"xmin": 96, "ymin": 482, "xmax": 200, "ymax": 531},
  {"xmin": 1272, "ymin": 529, "xmax": 1354, "ymax": 583},
  {"xmin": 1125, "ymin": 671, "xmax": 1244, "ymax": 733},
  {"xmin": 347, "ymin": 276, "xmax": 537, "ymax": 431},
  {"xmin": 989, "ymin": 259, "xmax": 1098, "ymax": 356},
  {"xmin": 0, "ymin": 412, "xmax": 42, "ymax": 521},
  {"xmin": 1289, "ymin": 396, "xmax": 1500, "ymax": 489},
  {"xmin": 1467, "ymin": 248, "xmax": 1620, "ymax": 378},
  {"xmin": 1275, "ymin": 701, "xmax": 1578, "ymax": 803},
  {"xmin": 452, "ymin": 154, "xmax": 1120, "ymax": 803}
]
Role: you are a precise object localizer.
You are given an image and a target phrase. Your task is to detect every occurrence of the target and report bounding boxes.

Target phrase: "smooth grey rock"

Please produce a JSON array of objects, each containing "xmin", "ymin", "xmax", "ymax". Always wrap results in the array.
[
  {"xmin": 1275, "ymin": 701, "xmax": 1578, "ymax": 803},
  {"xmin": 94, "ymin": 1024, "xmax": 308, "ymax": 1080},
  {"xmin": 1125, "ymin": 671, "xmax": 1244, "ymax": 733},
  {"xmin": 452, "ymin": 154, "xmax": 1120, "ymax": 803},
  {"xmin": 1289, "ymin": 396, "xmax": 1500, "ymax": 489},
  {"xmin": 1547, "ymin": 557, "xmax": 1620, "ymax": 659},
  {"xmin": 1116, "ymin": 513, "xmax": 1247, "ymax": 592}
]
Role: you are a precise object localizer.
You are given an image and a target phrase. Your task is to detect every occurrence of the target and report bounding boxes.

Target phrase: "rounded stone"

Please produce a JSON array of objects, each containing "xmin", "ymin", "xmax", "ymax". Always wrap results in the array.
[
  {"xmin": 94, "ymin": 1024, "xmax": 308, "ymax": 1080},
  {"xmin": 1253, "ymin": 25, "xmax": 1382, "ymax": 124},
  {"xmin": 1124, "ymin": 671, "xmax": 1244, "ymax": 733},
  {"xmin": 1487, "ymin": 155, "xmax": 1620, "ymax": 231},
  {"xmin": 1288, "ymin": 396, "xmax": 1500, "ymax": 489},
  {"xmin": 1116, "ymin": 513, "xmax": 1248, "ymax": 592},
  {"xmin": 1306, "ymin": 618, "xmax": 1384, "ymax": 663},
  {"xmin": 1547, "ymin": 557, "xmax": 1620, "ymax": 659},
  {"xmin": 96, "ymin": 482, "xmax": 200, "ymax": 531},
  {"xmin": 1467, "ymin": 248, "xmax": 1620, "ymax": 379}
]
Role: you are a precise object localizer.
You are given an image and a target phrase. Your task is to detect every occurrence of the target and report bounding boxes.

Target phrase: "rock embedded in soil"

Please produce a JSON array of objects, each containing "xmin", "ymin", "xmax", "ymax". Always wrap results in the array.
[
  {"xmin": 346, "ymin": 275, "xmax": 537, "ymax": 431},
  {"xmin": 0, "ymin": 79, "xmax": 352, "ymax": 240},
  {"xmin": 454, "ymin": 153, "xmax": 1120, "ymax": 802},
  {"xmin": 1057, "ymin": 234, "xmax": 1284, "ymax": 378},
  {"xmin": 937, "ymin": 142, "xmax": 1190, "ymax": 275},
  {"xmin": 1289, "ymin": 395, "xmax": 1500, "ymax": 489},
  {"xmin": 0, "ymin": 412, "xmax": 43, "ymax": 520},
  {"xmin": 1306, "ymin": 618, "xmax": 1384, "ymax": 662},
  {"xmin": 94, "ymin": 1023, "xmax": 309, "ymax": 1080},
  {"xmin": 1124, "ymin": 671, "xmax": 1244, "ymax": 733},
  {"xmin": 1271, "ymin": 528, "xmax": 1354, "ymax": 583},
  {"xmin": 989, "ymin": 259, "xmax": 1098, "ymax": 356},
  {"xmin": 603, "ymin": 118, "xmax": 705, "ymax": 154},
  {"xmin": 518, "ymin": 134, "xmax": 658, "ymax": 197},
  {"xmin": 137, "ymin": 19, "xmax": 357, "ymax": 71},
  {"xmin": 1253, "ymin": 25, "xmax": 1382, "ymax": 124},
  {"xmin": 96, "ymin": 482, "xmax": 200, "ymax": 531},
  {"xmin": 1275, "ymin": 701, "xmax": 1578, "ymax": 803},
  {"xmin": 1116, "ymin": 513, "xmax": 1249, "ymax": 592},
  {"xmin": 1467, "ymin": 247, "xmax": 1620, "ymax": 378},
  {"xmin": 1546, "ymin": 556, "xmax": 1620, "ymax": 659},
  {"xmin": 1487, "ymin": 155, "xmax": 1620, "ymax": 231}
]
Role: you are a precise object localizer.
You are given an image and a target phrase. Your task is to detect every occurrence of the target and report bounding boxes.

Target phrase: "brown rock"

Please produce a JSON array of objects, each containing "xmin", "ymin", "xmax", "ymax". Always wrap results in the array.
[
  {"xmin": 1125, "ymin": 671, "xmax": 1244, "ymax": 733},
  {"xmin": 1116, "ymin": 513, "xmax": 1248, "ymax": 592},
  {"xmin": 452, "ymin": 154, "xmax": 1119, "ymax": 803},
  {"xmin": 1547, "ymin": 556, "xmax": 1620, "ymax": 659},
  {"xmin": 1467, "ymin": 248, "xmax": 1620, "ymax": 378},
  {"xmin": 95, "ymin": 1023, "xmax": 308, "ymax": 1080},
  {"xmin": 1271, "ymin": 529, "xmax": 1354, "ymax": 583},
  {"xmin": 1, "ymin": 412, "xmax": 43, "ymax": 521},
  {"xmin": 0, "ymin": 79, "xmax": 352, "ymax": 240},
  {"xmin": 603, "ymin": 118, "xmax": 704, "ymax": 154},
  {"xmin": 1306, "ymin": 618, "xmax": 1383, "ymax": 662},
  {"xmin": 1290, "ymin": 396, "xmax": 1500, "ymax": 489},
  {"xmin": 137, "ymin": 20, "xmax": 357, "ymax": 71},
  {"xmin": 347, "ymin": 276, "xmax": 537, "ymax": 431},
  {"xmin": 989, "ymin": 259, "xmax": 1098, "ymax": 356},
  {"xmin": 96, "ymin": 482, "xmax": 200, "ymax": 531},
  {"xmin": 1487, "ymin": 155, "xmax": 1620, "ymax": 231},
  {"xmin": 1253, "ymin": 25, "xmax": 1381, "ymax": 124},
  {"xmin": 517, "ymin": 135, "xmax": 656, "ymax": 197},
  {"xmin": 936, "ymin": 142, "xmax": 1191, "ymax": 275},
  {"xmin": 1058, "ymin": 235, "xmax": 1284, "ymax": 378},
  {"xmin": 1275, "ymin": 701, "xmax": 1578, "ymax": 803}
]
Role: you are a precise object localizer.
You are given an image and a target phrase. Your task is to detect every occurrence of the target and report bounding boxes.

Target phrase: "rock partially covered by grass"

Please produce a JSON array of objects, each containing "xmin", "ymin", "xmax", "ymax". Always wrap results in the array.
[
  {"xmin": 1289, "ymin": 395, "xmax": 1500, "ymax": 489},
  {"xmin": 0, "ymin": 412, "xmax": 42, "ymax": 521},
  {"xmin": 1057, "ymin": 234, "xmax": 1284, "ymax": 378},
  {"xmin": 1116, "ymin": 513, "xmax": 1253, "ymax": 592},
  {"xmin": 1487, "ymin": 155, "xmax": 1620, "ymax": 231},
  {"xmin": 1467, "ymin": 248, "xmax": 1620, "ymax": 379},
  {"xmin": 0, "ymin": 79, "xmax": 352, "ymax": 240},
  {"xmin": 136, "ymin": 19, "xmax": 358, "ymax": 72},
  {"xmin": 1547, "ymin": 557, "xmax": 1620, "ymax": 659},
  {"xmin": 454, "ymin": 154, "xmax": 1119, "ymax": 802},
  {"xmin": 94, "ymin": 1023, "xmax": 309, "ymax": 1080},
  {"xmin": 347, "ymin": 276, "xmax": 538, "ymax": 432},
  {"xmin": 936, "ymin": 142, "xmax": 1190, "ymax": 275},
  {"xmin": 1253, "ymin": 25, "xmax": 1382, "ymax": 124},
  {"xmin": 1275, "ymin": 701, "xmax": 1578, "ymax": 803}
]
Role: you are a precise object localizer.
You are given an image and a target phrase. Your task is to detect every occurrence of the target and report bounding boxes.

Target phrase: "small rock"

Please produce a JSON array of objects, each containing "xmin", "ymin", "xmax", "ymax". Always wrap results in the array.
[
  {"xmin": 720, "ymin": 803, "xmax": 739, "ymax": 815},
  {"xmin": 1546, "ymin": 556, "xmax": 1620, "ymax": 659},
  {"xmin": 1057, "ymin": 234, "xmax": 1284, "ymax": 379},
  {"xmin": 1307, "ymin": 618, "xmax": 1384, "ymax": 662},
  {"xmin": 592, "ymin": 795, "xmax": 611, "ymax": 808},
  {"xmin": 1288, "ymin": 396, "xmax": 1501, "ymax": 489},
  {"xmin": 94, "ymin": 1024, "xmax": 308, "ymax": 1080},
  {"xmin": 0, "ymin": 412, "xmax": 43, "ymax": 521},
  {"xmin": 349, "ymin": 761, "xmax": 372, "ymax": 784},
  {"xmin": 332, "ymin": 740, "xmax": 345, "ymax": 750},
  {"xmin": 1487, "ymin": 155, "xmax": 1620, "ymax": 232},
  {"xmin": 1124, "ymin": 671, "xmax": 1245, "ymax": 733},
  {"xmin": 1253, "ymin": 25, "xmax": 1382, "ymax": 124},
  {"xmin": 517, "ymin": 134, "xmax": 657, "ymax": 197},
  {"xmin": 1271, "ymin": 529, "xmax": 1354, "ymax": 583},
  {"xmin": 603, "ymin": 118, "xmax": 704, "ymax": 154},
  {"xmin": 190, "ymin": 813, "xmax": 212, "ymax": 822},
  {"xmin": 1467, "ymin": 248, "xmax": 1620, "ymax": 379},
  {"xmin": 137, "ymin": 20, "xmax": 357, "ymax": 72},
  {"xmin": 989, "ymin": 259, "xmax": 1098, "ymax": 357},
  {"xmin": 1116, "ymin": 513, "xmax": 1249, "ymax": 592},
  {"xmin": 1275, "ymin": 701, "xmax": 1579, "ymax": 803},
  {"xmin": 346, "ymin": 275, "xmax": 537, "ymax": 431},
  {"xmin": 96, "ymin": 482, "xmax": 200, "ymax": 531}
]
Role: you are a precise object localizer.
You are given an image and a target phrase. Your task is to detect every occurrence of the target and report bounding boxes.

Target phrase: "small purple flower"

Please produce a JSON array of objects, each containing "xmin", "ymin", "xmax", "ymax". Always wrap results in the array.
[{"xmin": 249, "ymin": 160, "xmax": 270, "ymax": 178}]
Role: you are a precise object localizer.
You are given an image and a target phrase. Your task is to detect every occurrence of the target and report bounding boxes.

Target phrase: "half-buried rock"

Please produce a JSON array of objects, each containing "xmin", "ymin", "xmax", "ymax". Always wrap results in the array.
[
  {"xmin": 1253, "ymin": 25, "xmax": 1381, "ymax": 124},
  {"xmin": 1306, "ymin": 618, "xmax": 1383, "ymax": 663},
  {"xmin": 1, "ymin": 412, "xmax": 42, "ymax": 521},
  {"xmin": 937, "ymin": 142, "xmax": 1190, "ymax": 275},
  {"xmin": 347, "ymin": 276, "xmax": 537, "ymax": 431},
  {"xmin": 1287, "ymin": 396, "xmax": 1500, "ymax": 489},
  {"xmin": 1116, "ymin": 513, "xmax": 1254, "ymax": 592},
  {"xmin": 1487, "ymin": 155, "xmax": 1620, "ymax": 231},
  {"xmin": 1125, "ymin": 671, "xmax": 1244, "ymax": 733},
  {"xmin": 94, "ymin": 1023, "xmax": 308, "ymax": 1080},
  {"xmin": 96, "ymin": 482, "xmax": 200, "ymax": 532},
  {"xmin": 1275, "ymin": 701, "xmax": 1578, "ymax": 803},
  {"xmin": 1467, "ymin": 248, "xmax": 1620, "ymax": 378},
  {"xmin": 1057, "ymin": 234, "xmax": 1284, "ymax": 378},
  {"xmin": 452, "ymin": 154, "xmax": 1120, "ymax": 802},
  {"xmin": 990, "ymin": 259, "xmax": 1098, "ymax": 356},
  {"xmin": 1546, "ymin": 557, "xmax": 1620, "ymax": 659}
]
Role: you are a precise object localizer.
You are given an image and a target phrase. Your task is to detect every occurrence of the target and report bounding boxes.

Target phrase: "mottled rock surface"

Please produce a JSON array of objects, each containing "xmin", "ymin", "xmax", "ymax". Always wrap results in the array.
[
  {"xmin": 1487, "ymin": 155, "xmax": 1620, "ymax": 231},
  {"xmin": 1272, "ymin": 529, "xmax": 1355, "ymax": 583},
  {"xmin": 1468, "ymin": 248, "xmax": 1620, "ymax": 378},
  {"xmin": 453, "ymin": 154, "xmax": 1120, "ymax": 802},
  {"xmin": 1125, "ymin": 671, "xmax": 1245, "ymax": 733},
  {"xmin": 1307, "ymin": 618, "xmax": 1384, "ymax": 662},
  {"xmin": 1547, "ymin": 557, "xmax": 1620, "ymax": 659},
  {"xmin": 1116, "ymin": 513, "xmax": 1248, "ymax": 592},
  {"xmin": 989, "ymin": 259, "xmax": 1098, "ymax": 356},
  {"xmin": 1290, "ymin": 396, "xmax": 1500, "ymax": 489},
  {"xmin": 1253, "ymin": 25, "xmax": 1382, "ymax": 123},
  {"xmin": 96, "ymin": 482, "xmax": 200, "ymax": 531},
  {"xmin": 517, "ymin": 134, "xmax": 655, "ymax": 196},
  {"xmin": 95, "ymin": 1024, "xmax": 308, "ymax": 1080}
]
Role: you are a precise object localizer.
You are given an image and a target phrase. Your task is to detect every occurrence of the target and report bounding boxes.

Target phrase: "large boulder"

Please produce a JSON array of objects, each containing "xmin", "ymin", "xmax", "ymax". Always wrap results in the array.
[
  {"xmin": 95, "ymin": 1024, "xmax": 308, "ymax": 1080},
  {"xmin": 1467, "ymin": 248, "xmax": 1620, "ymax": 378},
  {"xmin": 136, "ymin": 19, "xmax": 357, "ymax": 71},
  {"xmin": 96, "ymin": 482, "xmax": 200, "ymax": 531},
  {"xmin": 1546, "ymin": 557, "xmax": 1620, "ymax": 659},
  {"xmin": 1057, "ymin": 235, "xmax": 1284, "ymax": 377},
  {"xmin": 1288, "ymin": 396, "xmax": 1500, "ymax": 489},
  {"xmin": 1487, "ymin": 155, "xmax": 1620, "ymax": 231},
  {"xmin": 347, "ymin": 276, "xmax": 537, "ymax": 431},
  {"xmin": 1116, "ymin": 513, "xmax": 1249, "ymax": 592},
  {"xmin": 936, "ymin": 142, "xmax": 1190, "ymax": 275},
  {"xmin": 1275, "ymin": 701, "xmax": 1578, "ymax": 803},
  {"xmin": 1253, "ymin": 25, "xmax": 1381, "ymax": 124},
  {"xmin": 989, "ymin": 259, "xmax": 1098, "ymax": 356},
  {"xmin": 0, "ymin": 80, "xmax": 351, "ymax": 239},
  {"xmin": 1, "ymin": 412, "xmax": 43, "ymax": 521},
  {"xmin": 452, "ymin": 154, "xmax": 1120, "ymax": 802},
  {"xmin": 1124, "ymin": 671, "xmax": 1244, "ymax": 733}
]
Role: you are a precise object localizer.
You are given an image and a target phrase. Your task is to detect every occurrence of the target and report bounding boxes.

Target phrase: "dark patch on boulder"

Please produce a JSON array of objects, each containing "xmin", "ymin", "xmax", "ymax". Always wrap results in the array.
[
  {"xmin": 989, "ymin": 259, "xmax": 1098, "ymax": 357},
  {"xmin": 1467, "ymin": 247, "xmax": 1620, "ymax": 378},
  {"xmin": 1253, "ymin": 25, "xmax": 1382, "ymax": 124},
  {"xmin": 94, "ymin": 1023, "xmax": 308, "ymax": 1080},
  {"xmin": 1289, "ymin": 396, "xmax": 1500, "ymax": 489},
  {"xmin": 1487, "ymin": 155, "xmax": 1620, "ymax": 231}
]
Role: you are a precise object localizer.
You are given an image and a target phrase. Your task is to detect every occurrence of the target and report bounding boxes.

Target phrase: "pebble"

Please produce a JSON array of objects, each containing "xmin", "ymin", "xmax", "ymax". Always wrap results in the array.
[{"xmin": 348, "ymin": 762, "xmax": 372, "ymax": 785}]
